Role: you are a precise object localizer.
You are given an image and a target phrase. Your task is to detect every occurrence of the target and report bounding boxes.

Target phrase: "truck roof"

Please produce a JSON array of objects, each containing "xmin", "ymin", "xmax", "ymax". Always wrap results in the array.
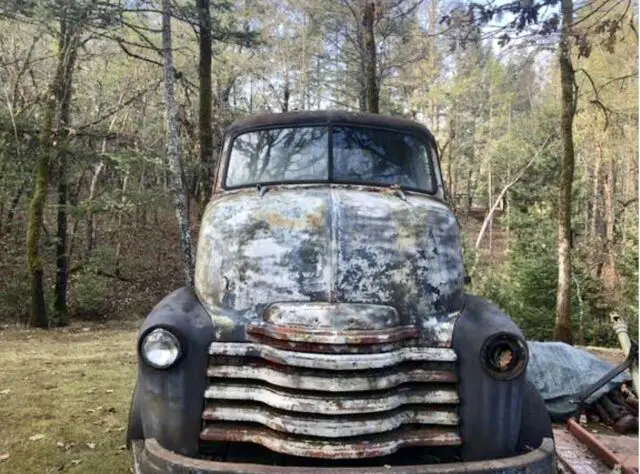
[{"xmin": 226, "ymin": 110, "xmax": 436, "ymax": 142}]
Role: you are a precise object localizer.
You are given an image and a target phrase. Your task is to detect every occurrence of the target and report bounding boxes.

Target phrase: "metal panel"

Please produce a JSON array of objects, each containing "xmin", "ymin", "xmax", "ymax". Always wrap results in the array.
[
  {"xmin": 204, "ymin": 382, "xmax": 459, "ymax": 414},
  {"xmin": 199, "ymin": 425, "xmax": 462, "ymax": 459},
  {"xmin": 194, "ymin": 188, "xmax": 464, "ymax": 347},
  {"xmin": 262, "ymin": 302, "xmax": 400, "ymax": 330},
  {"xmin": 141, "ymin": 437, "xmax": 556, "ymax": 474},
  {"xmin": 209, "ymin": 342, "xmax": 456, "ymax": 370},
  {"xmin": 202, "ymin": 405, "xmax": 459, "ymax": 437},
  {"xmin": 207, "ymin": 363, "xmax": 457, "ymax": 392},
  {"xmin": 247, "ymin": 323, "xmax": 418, "ymax": 345}
]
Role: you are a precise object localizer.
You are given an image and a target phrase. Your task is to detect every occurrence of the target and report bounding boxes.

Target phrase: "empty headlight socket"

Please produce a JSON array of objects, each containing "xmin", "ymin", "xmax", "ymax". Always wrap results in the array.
[{"xmin": 480, "ymin": 332, "xmax": 528, "ymax": 381}]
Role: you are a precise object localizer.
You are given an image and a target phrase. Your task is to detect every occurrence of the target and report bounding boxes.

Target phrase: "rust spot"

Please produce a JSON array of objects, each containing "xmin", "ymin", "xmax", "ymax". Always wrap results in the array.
[
  {"xmin": 497, "ymin": 348, "xmax": 513, "ymax": 370},
  {"xmin": 247, "ymin": 323, "xmax": 418, "ymax": 346},
  {"xmin": 199, "ymin": 424, "xmax": 461, "ymax": 459}
]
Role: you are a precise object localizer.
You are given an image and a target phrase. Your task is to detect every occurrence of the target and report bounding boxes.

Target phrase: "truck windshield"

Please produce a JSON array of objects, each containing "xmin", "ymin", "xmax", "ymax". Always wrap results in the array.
[{"xmin": 225, "ymin": 125, "xmax": 436, "ymax": 193}]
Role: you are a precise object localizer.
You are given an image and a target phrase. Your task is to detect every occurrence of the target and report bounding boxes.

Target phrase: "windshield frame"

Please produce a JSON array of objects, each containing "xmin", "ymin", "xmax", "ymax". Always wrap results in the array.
[{"xmin": 221, "ymin": 122, "xmax": 440, "ymax": 196}]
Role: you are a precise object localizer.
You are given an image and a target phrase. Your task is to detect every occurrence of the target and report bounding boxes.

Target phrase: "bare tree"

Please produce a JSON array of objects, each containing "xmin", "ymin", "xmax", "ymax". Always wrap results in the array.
[{"xmin": 162, "ymin": 0, "xmax": 195, "ymax": 288}]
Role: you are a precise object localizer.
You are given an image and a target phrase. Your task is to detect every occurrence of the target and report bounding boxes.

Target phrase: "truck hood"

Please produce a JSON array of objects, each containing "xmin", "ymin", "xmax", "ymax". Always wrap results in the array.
[{"xmin": 194, "ymin": 186, "xmax": 465, "ymax": 347}]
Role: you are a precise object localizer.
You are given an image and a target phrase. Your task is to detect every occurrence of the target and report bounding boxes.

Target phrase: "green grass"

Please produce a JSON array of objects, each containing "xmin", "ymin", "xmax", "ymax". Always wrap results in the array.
[{"xmin": 0, "ymin": 327, "xmax": 138, "ymax": 474}]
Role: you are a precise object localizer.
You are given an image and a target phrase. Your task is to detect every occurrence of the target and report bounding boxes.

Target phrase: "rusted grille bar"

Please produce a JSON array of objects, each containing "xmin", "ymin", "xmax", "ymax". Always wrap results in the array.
[
  {"xmin": 201, "ymin": 341, "xmax": 460, "ymax": 459},
  {"xmin": 200, "ymin": 424, "xmax": 462, "ymax": 459},
  {"xmin": 209, "ymin": 342, "xmax": 456, "ymax": 370},
  {"xmin": 203, "ymin": 404, "xmax": 458, "ymax": 437},
  {"xmin": 204, "ymin": 382, "xmax": 458, "ymax": 414}
]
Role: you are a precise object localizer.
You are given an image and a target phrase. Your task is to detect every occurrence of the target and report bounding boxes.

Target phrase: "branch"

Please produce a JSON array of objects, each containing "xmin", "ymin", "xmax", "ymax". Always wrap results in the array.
[
  {"xmin": 77, "ymin": 80, "xmax": 162, "ymax": 131},
  {"xmin": 117, "ymin": 40, "xmax": 164, "ymax": 68},
  {"xmin": 470, "ymin": 135, "xmax": 554, "ymax": 275},
  {"xmin": 576, "ymin": 68, "xmax": 611, "ymax": 130}
]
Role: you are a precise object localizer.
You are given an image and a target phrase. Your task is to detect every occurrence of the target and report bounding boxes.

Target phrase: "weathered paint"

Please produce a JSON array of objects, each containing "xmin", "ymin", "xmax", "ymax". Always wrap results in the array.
[
  {"xmin": 247, "ymin": 321, "xmax": 420, "ymax": 345},
  {"xmin": 139, "ymin": 437, "xmax": 556, "ymax": 473},
  {"xmin": 194, "ymin": 186, "xmax": 464, "ymax": 347},
  {"xmin": 202, "ymin": 405, "xmax": 459, "ymax": 437},
  {"xmin": 204, "ymin": 383, "xmax": 459, "ymax": 414},
  {"xmin": 199, "ymin": 425, "xmax": 462, "ymax": 459},
  {"xmin": 207, "ymin": 363, "xmax": 456, "ymax": 391},
  {"xmin": 209, "ymin": 342, "xmax": 456, "ymax": 370},
  {"xmin": 263, "ymin": 302, "xmax": 400, "ymax": 330}
]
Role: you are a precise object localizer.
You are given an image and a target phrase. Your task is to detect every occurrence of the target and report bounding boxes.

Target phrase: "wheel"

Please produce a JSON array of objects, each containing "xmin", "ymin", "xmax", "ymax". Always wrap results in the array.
[{"xmin": 516, "ymin": 379, "xmax": 554, "ymax": 453}]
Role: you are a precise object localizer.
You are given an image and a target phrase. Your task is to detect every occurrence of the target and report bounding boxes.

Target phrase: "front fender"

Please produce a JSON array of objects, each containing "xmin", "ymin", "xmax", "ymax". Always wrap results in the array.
[
  {"xmin": 136, "ymin": 287, "xmax": 214, "ymax": 457},
  {"xmin": 452, "ymin": 294, "xmax": 527, "ymax": 461}
]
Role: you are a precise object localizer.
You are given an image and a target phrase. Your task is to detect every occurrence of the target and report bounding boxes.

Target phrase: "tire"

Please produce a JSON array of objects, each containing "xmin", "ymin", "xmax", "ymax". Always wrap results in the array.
[
  {"xmin": 516, "ymin": 379, "xmax": 554, "ymax": 453},
  {"xmin": 126, "ymin": 383, "xmax": 143, "ymax": 448}
]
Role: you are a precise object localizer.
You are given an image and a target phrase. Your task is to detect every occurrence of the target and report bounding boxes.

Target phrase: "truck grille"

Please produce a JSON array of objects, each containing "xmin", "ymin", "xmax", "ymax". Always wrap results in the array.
[{"xmin": 200, "ymin": 322, "xmax": 460, "ymax": 460}]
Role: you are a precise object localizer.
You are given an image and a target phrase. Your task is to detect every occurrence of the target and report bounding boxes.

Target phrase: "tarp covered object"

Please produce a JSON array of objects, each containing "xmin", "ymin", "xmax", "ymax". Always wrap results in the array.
[{"xmin": 526, "ymin": 341, "xmax": 632, "ymax": 421}]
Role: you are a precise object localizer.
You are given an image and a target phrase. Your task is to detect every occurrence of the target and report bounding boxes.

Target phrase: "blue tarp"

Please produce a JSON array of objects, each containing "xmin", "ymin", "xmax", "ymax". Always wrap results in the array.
[{"xmin": 526, "ymin": 341, "xmax": 632, "ymax": 421}]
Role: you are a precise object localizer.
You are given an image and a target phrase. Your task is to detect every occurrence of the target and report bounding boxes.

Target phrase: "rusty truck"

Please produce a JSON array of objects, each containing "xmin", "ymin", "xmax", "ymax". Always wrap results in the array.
[{"xmin": 126, "ymin": 111, "xmax": 556, "ymax": 473}]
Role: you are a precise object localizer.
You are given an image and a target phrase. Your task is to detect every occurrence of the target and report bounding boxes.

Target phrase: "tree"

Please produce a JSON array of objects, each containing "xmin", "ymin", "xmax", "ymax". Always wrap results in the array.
[
  {"xmin": 26, "ymin": 11, "xmax": 80, "ymax": 328},
  {"xmin": 361, "ymin": 1, "xmax": 379, "ymax": 113},
  {"xmin": 162, "ymin": 0, "xmax": 195, "ymax": 288},
  {"xmin": 197, "ymin": 0, "xmax": 214, "ymax": 210},
  {"xmin": 553, "ymin": 0, "xmax": 576, "ymax": 343}
]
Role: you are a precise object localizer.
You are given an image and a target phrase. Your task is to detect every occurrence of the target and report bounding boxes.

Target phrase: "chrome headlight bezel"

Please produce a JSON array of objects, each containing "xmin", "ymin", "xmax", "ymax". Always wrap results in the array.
[{"xmin": 139, "ymin": 327, "xmax": 183, "ymax": 369}]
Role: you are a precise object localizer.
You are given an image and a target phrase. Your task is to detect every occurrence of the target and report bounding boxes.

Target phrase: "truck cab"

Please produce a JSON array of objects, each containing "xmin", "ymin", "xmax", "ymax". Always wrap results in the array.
[{"xmin": 127, "ymin": 111, "xmax": 555, "ymax": 473}]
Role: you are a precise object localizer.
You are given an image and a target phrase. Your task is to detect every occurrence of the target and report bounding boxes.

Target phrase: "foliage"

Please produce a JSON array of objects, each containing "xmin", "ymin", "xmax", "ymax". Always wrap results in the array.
[{"xmin": 0, "ymin": 0, "xmax": 635, "ymax": 344}]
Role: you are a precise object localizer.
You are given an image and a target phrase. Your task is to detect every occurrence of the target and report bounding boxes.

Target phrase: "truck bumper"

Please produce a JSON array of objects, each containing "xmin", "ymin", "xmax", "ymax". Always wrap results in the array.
[{"xmin": 133, "ymin": 438, "xmax": 556, "ymax": 474}]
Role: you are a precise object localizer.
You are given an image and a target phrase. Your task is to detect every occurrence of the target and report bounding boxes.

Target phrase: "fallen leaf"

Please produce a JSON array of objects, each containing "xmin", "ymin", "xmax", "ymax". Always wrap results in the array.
[
  {"xmin": 56, "ymin": 442, "xmax": 65, "ymax": 448},
  {"xmin": 29, "ymin": 434, "xmax": 45, "ymax": 441},
  {"xmin": 0, "ymin": 389, "xmax": 10, "ymax": 395},
  {"xmin": 86, "ymin": 443, "xmax": 95, "ymax": 449},
  {"xmin": 105, "ymin": 389, "xmax": 114, "ymax": 394},
  {"xmin": 71, "ymin": 459, "xmax": 82, "ymax": 465},
  {"xmin": 0, "ymin": 453, "xmax": 9, "ymax": 461}
]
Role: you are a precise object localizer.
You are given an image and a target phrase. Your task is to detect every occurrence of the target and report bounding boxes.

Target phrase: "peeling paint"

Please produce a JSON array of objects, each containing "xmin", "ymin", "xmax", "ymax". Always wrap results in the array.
[
  {"xmin": 199, "ymin": 425, "xmax": 462, "ymax": 459},
  {"xmin": 194, "ymin": 187, "xmax": 464, "ymax": 347}
]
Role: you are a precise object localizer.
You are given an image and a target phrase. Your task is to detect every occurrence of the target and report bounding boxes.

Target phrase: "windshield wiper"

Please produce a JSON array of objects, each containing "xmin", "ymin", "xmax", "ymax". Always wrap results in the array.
[
  {"xmin": 390, "ymin": 184, "xmax": 407, "ymax": 201},
  {"xmin": 256, "ymin": 183, "xmax": 269, "ymax": 198}
]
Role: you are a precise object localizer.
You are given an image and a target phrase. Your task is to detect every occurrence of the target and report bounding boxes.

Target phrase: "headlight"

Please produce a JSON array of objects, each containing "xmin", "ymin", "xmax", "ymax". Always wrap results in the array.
[
  {"xmin": 480, "ymin": 332, "xmax": 528, "ymax": 380},
  {"xmin": 141, "ymin": 328, "xmax": 181, "ymax": 369}
]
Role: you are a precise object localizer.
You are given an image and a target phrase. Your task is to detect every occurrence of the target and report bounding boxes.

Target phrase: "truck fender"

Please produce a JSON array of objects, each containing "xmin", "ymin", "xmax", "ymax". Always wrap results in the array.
[{"xmin": 126, "ymin": 382, "xmax": 143, "ymax": 448}]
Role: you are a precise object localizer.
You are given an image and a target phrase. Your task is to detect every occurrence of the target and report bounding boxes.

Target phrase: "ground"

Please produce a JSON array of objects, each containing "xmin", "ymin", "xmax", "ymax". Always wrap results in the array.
[
  {"xmin": 0, "ymin": 324, "xmax": 139, "ymax": 474},
  {"xmin": 0, "ymin": 324, "xmax": 631, "ymax": 473}
]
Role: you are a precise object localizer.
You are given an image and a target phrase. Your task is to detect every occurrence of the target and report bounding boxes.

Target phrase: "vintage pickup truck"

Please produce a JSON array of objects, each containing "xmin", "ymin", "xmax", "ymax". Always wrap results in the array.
[{"xmin": 126, "ymin": 111, "xmax": 555, "ymax": 473}]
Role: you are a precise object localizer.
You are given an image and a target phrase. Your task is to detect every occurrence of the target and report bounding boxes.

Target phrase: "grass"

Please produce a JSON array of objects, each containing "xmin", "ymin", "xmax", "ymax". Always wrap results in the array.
[
  {"xmin": 0, "ymin": 324, "xmax": 629, "ymax": 474},
  {"xmin": 0, "ymin": 326, "xmax": 139, "ymax": 474}
]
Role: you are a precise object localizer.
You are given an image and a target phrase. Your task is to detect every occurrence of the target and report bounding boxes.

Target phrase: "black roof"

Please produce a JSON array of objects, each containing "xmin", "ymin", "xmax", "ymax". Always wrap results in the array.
[{"xmin": 226, "ymin": 110, "xmax": 435, "ymax": 141}]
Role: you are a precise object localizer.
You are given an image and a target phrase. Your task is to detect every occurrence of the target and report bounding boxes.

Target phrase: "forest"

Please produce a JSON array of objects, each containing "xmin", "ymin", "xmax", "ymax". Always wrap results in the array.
[{"xmin": 0, "ymin": 0, "xmax": 637, "ymax": 346}]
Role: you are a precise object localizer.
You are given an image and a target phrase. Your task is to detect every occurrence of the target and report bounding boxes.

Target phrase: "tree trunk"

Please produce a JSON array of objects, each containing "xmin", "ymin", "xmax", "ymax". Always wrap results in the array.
[
  {"xmin": 589, "ymin": 145, "xmax": 602, "ymax": 247},
  {"xmin": 362, "ymin": 1, "xmax": 379, "ymax": 113},
  {"xmin": 114, "ymin": 171, "xmax": 129, "ymax": 277},
  {"xmin": 553, "ymin": 0, "xmax": 576, "ymax": 344},
  {"xmin": 3, "ymin": 177, "xmax": 29, "ymax": 234},
  {"xmin": 27, "ymin": 20, "xmax": 75, "ymax": 328},
  {"xmin": 282, "ymin": 71, "xmax": 290, "ymax": 112},
  {"xmin": 53, "ymin": 149, "xmax": 70, "ymax": 326},
  {"xmin": 53, "ymin": 22, "xmax": 79, "ymax": 328},
  {"xmin": 163, "ymin": 0, "xmax": 196, "ymax": 288},
  {"xmin": 197, "ymin": 0, "xmax": 213, "ymax": 211},
  {"xmin": 601, "ymin": 150, "xmax": 619, "ymax": 304}
]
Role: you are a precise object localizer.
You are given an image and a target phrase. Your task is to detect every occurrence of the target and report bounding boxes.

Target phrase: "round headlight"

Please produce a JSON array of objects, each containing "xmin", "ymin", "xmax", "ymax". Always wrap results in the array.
[
  {"xmin": 480, "ymin": 332, "xmax": 528, "ymax": 380},
  {"xmin": 141, "ymin": 328, "xmax": 181, "ymax": 369}
]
